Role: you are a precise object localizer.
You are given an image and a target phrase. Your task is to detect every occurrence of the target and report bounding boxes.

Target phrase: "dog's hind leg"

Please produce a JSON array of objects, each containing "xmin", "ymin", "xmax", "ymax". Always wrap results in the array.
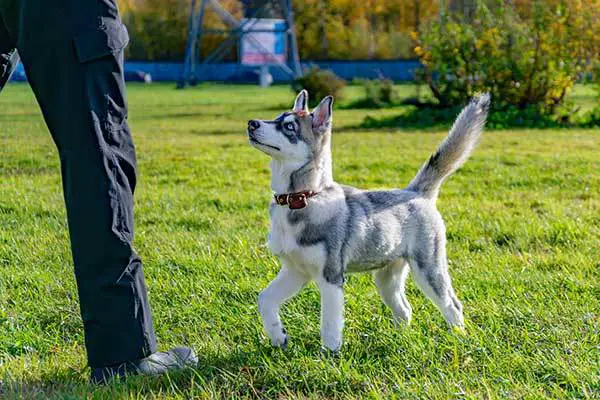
[
  {"xmin": 408, "ymin": 239, "xmax": 464, "ymax": 329},
  {"xmin": 373, "ymin": 259, "xmax": 412, "ymax": 324},
  {"xmin": 258, "ymin": 263, "xmax": 309, "ymax": 348}
]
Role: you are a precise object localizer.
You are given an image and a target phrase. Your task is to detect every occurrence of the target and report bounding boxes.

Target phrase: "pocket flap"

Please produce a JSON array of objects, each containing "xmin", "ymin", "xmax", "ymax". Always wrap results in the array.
[{"xmin": 73, "ymin": 17, "xmax": 129, "ymax": 63}]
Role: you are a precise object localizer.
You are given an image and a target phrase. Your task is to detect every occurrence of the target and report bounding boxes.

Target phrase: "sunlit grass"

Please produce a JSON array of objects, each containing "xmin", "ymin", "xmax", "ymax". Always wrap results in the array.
[{"xmin": 0, "ymin": 82, "xmax": 598, "ymax": 399}]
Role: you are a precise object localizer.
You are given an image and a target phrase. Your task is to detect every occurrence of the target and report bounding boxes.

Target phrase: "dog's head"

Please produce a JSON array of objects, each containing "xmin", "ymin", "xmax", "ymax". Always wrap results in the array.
[{"xmin": 247, "ymin": 90, "xmax": 333, "ymax": 163}]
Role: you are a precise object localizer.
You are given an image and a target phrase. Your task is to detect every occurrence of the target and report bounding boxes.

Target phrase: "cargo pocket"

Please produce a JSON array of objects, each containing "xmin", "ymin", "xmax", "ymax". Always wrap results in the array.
[
  {"xmin": 73, "ymin": 16, "xmax": 131, "ymax": 148},
  {"xmin": 73, "ymin": 17, "xmax": 135, "ymax": 245},
  {"xmin": 73, "ymin": 16, "xmax": 129, "ymax": 64}
]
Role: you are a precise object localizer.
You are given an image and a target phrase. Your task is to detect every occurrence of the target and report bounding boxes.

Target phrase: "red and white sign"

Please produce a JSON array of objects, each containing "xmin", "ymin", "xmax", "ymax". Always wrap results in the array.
[{"xmin": 241, "ymin": 18, "xmax": 287, "ymax": 66}]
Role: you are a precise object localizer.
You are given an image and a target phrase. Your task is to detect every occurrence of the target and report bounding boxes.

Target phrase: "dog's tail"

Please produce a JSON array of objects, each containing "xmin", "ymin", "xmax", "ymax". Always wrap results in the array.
[{"xmin": 406, "ymin": 93, "xmax": 490, "ymax": 199}]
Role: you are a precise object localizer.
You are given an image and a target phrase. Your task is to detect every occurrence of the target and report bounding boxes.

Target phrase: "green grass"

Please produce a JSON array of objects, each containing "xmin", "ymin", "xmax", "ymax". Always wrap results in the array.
[{"xmin": 0, "ymin": 82, "xmax": 598, "ymax": 399}]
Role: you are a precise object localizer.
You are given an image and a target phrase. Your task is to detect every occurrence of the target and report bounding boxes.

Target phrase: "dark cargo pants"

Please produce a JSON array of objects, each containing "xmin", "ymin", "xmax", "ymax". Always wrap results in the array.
[{"xmin": 0, "ymin": 0, "xmax": 156, "ymax": 367}]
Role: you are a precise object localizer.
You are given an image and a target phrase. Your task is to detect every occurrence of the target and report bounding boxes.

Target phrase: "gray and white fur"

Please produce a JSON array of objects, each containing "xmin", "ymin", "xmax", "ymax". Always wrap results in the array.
[{"xmin": 247, "ymin": 90, "xmax": 490, "ymax": 351}]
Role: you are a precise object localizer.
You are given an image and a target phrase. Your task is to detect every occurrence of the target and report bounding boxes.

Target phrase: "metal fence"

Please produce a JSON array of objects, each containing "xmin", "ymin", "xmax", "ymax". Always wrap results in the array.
[{"xmin": 10, "ymin": 60, "xmax": 420, "ymax": 83}]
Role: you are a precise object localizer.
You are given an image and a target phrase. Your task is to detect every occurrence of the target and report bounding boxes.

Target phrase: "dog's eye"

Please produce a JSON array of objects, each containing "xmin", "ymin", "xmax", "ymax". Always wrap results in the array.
[{"xmin": 284, "ymin": 122, "xmax": 295, "ymax": 131}]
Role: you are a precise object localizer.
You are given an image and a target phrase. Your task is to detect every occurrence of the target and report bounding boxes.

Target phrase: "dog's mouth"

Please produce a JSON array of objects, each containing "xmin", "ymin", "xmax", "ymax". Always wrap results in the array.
[{"xmin": 248, "ymin": 136, "xmax": 280, "ymax": 151}]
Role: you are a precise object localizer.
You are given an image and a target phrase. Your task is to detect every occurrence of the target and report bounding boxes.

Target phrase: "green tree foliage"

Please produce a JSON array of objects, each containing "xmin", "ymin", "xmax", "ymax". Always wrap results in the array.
[
  {"xmin": 413, "ymin": 0, "xmax": 599, "ymax": 111},
  {"xmin": 120, "ymin": 0, "xmax": 243, "ymax": 61},
  {"xmin": 293, "ymin": 0, "xmax": 438, "ymax": 60},
  {"xmin": 118, "ymin": 0, "xmax": 439, "ymax": 61},
  {"xmin": 120, "ymin": 0, "xmax": 189, "ymax": 60}
]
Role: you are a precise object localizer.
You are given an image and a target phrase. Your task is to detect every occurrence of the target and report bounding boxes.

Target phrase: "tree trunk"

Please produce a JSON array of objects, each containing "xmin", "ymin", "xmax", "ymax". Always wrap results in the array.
[
  {"xmin": 414, "ymin": 0, "xmax": 420, "ymax": 33},
  {"xmin": 449, "ymin": 0, "xmax": 475, "ymax": 21},
  {"xmin": 319, "ymin": 0, "xmax": 328, "ymax": 59}
]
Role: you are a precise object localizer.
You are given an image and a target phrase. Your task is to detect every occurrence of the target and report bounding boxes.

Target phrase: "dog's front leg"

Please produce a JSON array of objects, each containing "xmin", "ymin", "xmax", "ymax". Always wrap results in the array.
[
  {"xmin": 316, "ymin": 276, "xmax": 344, "ymax": 352},
  {"xmin": 258, "ymin": 264, "xmax": 308, "ymax": 348}
]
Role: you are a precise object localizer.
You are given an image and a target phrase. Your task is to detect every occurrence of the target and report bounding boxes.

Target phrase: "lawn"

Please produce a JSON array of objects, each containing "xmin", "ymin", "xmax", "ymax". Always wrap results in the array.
[{"xmin": 0, "ymin": 82, "xmax": 598, "ymax": 399}]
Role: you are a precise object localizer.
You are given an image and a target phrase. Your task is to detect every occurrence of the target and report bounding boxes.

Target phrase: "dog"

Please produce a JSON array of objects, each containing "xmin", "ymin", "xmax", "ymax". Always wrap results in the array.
[{"xmin": 247, "ymin": 90, "xmax": 490, "ymax": 351}]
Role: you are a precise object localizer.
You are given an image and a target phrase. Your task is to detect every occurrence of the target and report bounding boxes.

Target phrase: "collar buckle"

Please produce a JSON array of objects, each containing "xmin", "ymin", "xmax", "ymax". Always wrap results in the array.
[{"xmin": 274, "ymin": 190, "xmax": 317, "ymax": 210}]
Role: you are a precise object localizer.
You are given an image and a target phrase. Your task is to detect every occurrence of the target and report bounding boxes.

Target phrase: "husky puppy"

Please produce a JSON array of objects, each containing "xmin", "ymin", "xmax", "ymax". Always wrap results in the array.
[{"xmin": 247, "ymin": 90, "xmax": 490, "ymax": 351}]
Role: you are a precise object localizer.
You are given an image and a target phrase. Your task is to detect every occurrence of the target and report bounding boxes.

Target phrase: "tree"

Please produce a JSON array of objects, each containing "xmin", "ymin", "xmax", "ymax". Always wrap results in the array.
[{"xmin": 413, "ymin": 0, "xmax": 600, "ymax": 110}]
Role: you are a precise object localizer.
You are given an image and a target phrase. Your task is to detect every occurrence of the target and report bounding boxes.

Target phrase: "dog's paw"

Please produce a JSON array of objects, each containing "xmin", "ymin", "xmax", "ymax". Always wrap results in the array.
[
  {"xmin": 321, "ymin": 336, "xmax": 342, "ymax": 353},
  {"xmin": 269, "ymin": 328, "xmax": 288, "ymax": 349},
  {"xmin": 271, "ymin": 335, "xmax": 288, "ymax": 349}
]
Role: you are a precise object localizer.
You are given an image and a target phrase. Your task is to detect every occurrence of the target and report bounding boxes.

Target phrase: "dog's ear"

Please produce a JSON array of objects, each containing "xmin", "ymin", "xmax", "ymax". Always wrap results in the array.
[
  {"xmin": 311, "ymin": 96, "xmax": 333, "ymax": 134},
  {"xmin": 293, "ymin": 90, "xmax": 309, "ymax": 113}
]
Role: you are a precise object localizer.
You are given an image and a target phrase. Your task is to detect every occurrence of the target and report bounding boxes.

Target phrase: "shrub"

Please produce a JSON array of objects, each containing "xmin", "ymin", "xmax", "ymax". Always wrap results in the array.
[
  {"xmin": 346, "ymin": 78, "xmax": 400, "ymax": 109},
  {"xmin": 413, "ymin": 0, "xmax": 599, "ymax": 112},
  {"xmin": 364, "ymin": 78, "xmax": 399, "ymax": 107},
  {"xmin": 360, "ymin": 101, "xmax": 598, "ymax": 130},
  {"xmin": 585, "ymin": 61, "xmax": 600, "ymax": 126},
  {"xmin": 292, "ymin": 67, "xmax": 346, "ymax": 107}
]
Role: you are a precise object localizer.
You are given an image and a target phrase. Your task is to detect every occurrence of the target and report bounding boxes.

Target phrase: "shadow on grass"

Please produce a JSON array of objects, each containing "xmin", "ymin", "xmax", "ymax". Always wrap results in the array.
[
  {"xmin": 340, "ymin": 98, "xmax": 402, "ymax": 110},
  {"xmin": 136, "ymin": 111, "xmax": 230, "ymax": 120},
  {"xmin": 357, "ymin": 103, "xmax": 600, "ymax": 131},
  {"xmin": 187, "ymin": 129, "xmax": 245, "ymax": 136},
  {"xmin": 0, "ymin": 346, "xmax": 302, "ymax": 399}
]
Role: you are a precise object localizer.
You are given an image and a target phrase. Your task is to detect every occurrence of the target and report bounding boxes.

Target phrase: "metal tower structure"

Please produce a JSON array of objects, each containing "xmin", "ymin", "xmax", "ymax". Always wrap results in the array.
[{"xmin": 177, "ymin": 0, "xmax": 302, "ymax": 88}]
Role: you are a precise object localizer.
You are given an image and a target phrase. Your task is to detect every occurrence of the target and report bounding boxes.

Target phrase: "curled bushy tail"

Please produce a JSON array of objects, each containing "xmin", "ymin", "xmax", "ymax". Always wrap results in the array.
[{"xmin": 407, "ymin": 94, "xmax": 490, "ymax": 199}]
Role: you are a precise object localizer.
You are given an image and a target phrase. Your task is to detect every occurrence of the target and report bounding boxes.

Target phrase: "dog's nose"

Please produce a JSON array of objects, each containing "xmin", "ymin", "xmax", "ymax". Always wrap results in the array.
[{"xmin": 248, "ymin": 120, "xmax": 260, "ymax": 132}]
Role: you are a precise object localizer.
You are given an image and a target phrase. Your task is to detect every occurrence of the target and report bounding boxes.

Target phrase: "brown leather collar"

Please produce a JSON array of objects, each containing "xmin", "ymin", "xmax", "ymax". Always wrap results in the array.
[{"xmin": 274, "ymin": 190, "xmax": 318, "ymax": 210}]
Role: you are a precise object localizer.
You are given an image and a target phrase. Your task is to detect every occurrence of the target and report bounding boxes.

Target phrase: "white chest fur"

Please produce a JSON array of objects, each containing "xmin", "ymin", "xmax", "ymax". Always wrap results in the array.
[
  {"xmin": 268, "ymin": 204, "xmax": 302, "ymax": 256},
  {"xmin": 268, "ymin": 203, "xmax": 327, "ymax": 276}
]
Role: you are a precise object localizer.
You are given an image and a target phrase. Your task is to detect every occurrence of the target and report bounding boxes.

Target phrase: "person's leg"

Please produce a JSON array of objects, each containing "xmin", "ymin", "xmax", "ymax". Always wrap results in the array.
[
  {"xmin": 6, "ymin": 0, "xmax": 156, "ymax": 367},
  {"xmin": 0, "ymin": 12, "xmax": 19, "ymax": 92}
]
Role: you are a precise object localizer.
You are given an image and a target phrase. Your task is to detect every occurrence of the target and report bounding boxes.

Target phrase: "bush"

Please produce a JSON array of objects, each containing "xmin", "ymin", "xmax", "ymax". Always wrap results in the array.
[
  {"xmin": 360, "ymin": 100, "xmax": 599, "ymax": 130},
  {"xmin": 364, "ymin": 79, "xmax": 398, "ymax": 108},
  {"xmin": 292, "ymin": 67, "xmax": 346, "ymax": 107},
  {"xmin": 585, "ymin": 61, "xmax": 600, "ymax": 126},
  {"xmin": 367, "ymin": 79, "xmax": 397, "ymax": 106},
  {"xmin": 413, "ymin": 0, "xmax": 599, "ymax": 113},
  {"xmin": 346, "ymin": 78, "xmax": 400, "ymax": 109}
]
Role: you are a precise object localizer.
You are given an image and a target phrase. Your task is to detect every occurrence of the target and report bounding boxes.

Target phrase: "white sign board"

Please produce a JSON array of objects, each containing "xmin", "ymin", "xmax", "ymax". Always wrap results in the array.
[{"xmin": 241, "ymin": 18, "xmax": 286, "ymax": 65}]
